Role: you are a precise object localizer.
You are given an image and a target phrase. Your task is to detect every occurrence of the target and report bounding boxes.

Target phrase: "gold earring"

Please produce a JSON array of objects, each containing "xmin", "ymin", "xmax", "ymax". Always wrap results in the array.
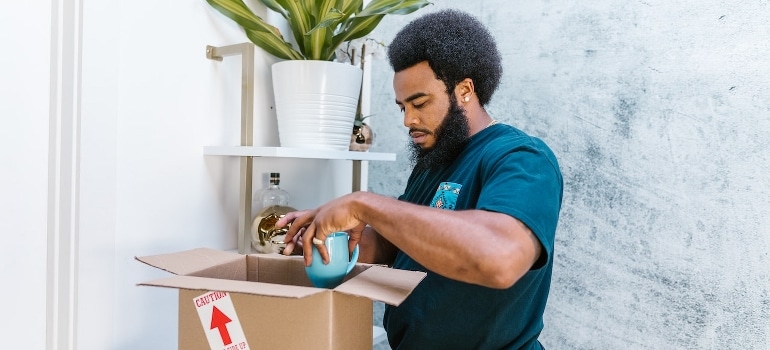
[{"xmin": 463, "ymin": 96, "xmax": 470, "ymax": 102}]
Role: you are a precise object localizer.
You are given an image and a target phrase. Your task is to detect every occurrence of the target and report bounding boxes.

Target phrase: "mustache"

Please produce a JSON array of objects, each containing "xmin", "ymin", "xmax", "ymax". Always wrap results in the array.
[{"xmin": 409, "ymin": 127, "xmax": 433, "ymax": 135}]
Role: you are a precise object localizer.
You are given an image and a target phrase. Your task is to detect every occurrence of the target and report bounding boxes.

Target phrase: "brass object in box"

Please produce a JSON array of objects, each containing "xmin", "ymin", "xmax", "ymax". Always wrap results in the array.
[{"xmin": 251, "ymin": 205, "xmax": 297, "ymax": 254}]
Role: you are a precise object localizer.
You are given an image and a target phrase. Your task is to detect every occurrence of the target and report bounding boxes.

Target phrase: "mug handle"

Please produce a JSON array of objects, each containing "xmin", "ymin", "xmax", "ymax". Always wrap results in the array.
[{"xmin": 346, "ymin": 244, "xmax": 359, "ymax": 274}]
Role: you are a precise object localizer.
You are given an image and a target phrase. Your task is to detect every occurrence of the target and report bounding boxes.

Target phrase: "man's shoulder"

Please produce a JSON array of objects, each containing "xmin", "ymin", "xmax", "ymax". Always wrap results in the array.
[{"xmin": 484, "ymin": 125, "xmax": 557, "ymax": 158}]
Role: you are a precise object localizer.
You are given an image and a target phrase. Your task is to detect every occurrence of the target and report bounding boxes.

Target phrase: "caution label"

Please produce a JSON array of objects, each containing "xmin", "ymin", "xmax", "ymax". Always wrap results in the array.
[{"xmin": 193, "ymin": 291, "xmax": 250, "ymax": 350}]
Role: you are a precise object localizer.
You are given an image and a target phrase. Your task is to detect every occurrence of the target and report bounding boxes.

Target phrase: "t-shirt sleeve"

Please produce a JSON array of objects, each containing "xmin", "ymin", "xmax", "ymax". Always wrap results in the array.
[{"xmin": 476, "ymin": 141, "xmax": 563, "ymax": 270}]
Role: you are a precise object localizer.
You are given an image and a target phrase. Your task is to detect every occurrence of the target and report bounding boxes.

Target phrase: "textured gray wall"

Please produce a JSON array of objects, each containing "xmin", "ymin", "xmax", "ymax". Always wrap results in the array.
[{"xmin": 367, "ymin": 1, "xmax": 770, "ymax": 349}]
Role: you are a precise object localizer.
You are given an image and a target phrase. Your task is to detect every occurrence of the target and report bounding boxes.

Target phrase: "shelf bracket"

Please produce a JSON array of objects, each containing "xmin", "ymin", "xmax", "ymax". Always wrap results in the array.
[
  {"xmin": 352, "ymin": 160, "xmax": 362, "ymax": 192},
  {"xmin": 207, "ymin": 43, "xmax": 255, "ymax": 254}
]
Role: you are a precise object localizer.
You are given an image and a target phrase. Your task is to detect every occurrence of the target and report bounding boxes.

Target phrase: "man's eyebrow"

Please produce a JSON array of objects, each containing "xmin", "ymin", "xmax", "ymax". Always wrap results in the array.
[{"xmin": 395, "ymin": 92, "xmax": 428, "ymax": 105}]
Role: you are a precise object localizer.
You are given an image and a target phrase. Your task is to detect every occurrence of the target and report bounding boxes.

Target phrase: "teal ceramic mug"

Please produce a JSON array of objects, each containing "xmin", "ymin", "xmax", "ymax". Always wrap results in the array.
[{"xmin": 305, "ymin": 232, "xmax": 359, "ymax": 288}]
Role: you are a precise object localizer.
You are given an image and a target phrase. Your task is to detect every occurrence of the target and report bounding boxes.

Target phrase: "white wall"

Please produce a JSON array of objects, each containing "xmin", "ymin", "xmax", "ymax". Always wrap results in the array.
[
  {"xmin": 368, "ymin": 1, "xmax": 770, "ymax": 349},
  {"xmin": 0, "ymin": 1, "xmax": 51, "ymax": 349}
]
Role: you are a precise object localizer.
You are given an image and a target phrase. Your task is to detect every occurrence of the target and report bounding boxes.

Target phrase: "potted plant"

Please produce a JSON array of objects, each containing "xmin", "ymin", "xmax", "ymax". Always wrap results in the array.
[{"xmin": 206, "ymin": 0, "xmax": 432, "ymax": 150}]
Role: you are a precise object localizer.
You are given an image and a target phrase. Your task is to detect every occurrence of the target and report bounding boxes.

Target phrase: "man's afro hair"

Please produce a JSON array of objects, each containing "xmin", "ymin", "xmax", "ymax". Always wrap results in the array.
[{"xmin": 387, "ymin": 9, "xmax": 503, "ymax": 106}]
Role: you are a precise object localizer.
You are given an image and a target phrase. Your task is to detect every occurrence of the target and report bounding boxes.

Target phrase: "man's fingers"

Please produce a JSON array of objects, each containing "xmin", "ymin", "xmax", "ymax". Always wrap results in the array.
[
  {"xmin": 275, "ymin": 210, "xmax": 303, "ymax": 229},
  {"xmin": 282, "ymin": 227, "xmax": 307, "ymax": 256},
  {"xmin": 278, "ymin": 211, "xmax": 314, "ymax": 256},
  {"xmin": 274, "ymin": 211, "xmax": 297, "ymax": 227},
  {"xmin": 302, "ymin": 223, "xmax": 316, "ymax": 266}
]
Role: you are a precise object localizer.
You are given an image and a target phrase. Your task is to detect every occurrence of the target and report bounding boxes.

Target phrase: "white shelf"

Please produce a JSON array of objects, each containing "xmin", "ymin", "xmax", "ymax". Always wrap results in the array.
[{"xmin": 204, "ymin": 146, "xmax": 396, "ymax": 162}]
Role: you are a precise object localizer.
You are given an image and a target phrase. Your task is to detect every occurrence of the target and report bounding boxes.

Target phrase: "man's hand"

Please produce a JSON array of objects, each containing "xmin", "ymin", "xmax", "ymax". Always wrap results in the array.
[{"xmin": 276, "ymin": 192, "xmax": 367, "ymax": 266}]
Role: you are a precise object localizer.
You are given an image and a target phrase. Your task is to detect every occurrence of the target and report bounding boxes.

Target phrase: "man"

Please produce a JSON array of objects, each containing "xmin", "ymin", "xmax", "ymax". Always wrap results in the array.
[{"xmin": 278, "ymin": 9, "xmax": 563, "ymax": 350}]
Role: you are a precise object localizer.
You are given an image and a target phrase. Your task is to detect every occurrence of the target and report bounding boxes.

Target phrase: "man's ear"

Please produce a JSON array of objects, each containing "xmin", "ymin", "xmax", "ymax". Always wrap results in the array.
[{"xmin": 455, "ymin": 78, "xmax": 475, "ymax": 103}]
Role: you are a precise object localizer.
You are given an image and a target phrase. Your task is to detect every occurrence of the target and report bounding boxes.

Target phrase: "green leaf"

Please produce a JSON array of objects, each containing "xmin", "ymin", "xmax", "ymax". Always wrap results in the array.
[
  {"xmin": 260, "ymin": 0, "xmax": 288, "ymax": 19},
  {"xmin": 208, "ymin": 0, "xmax": 303, "ymax": 59},
  {"xmin": 355, "ymin": 0, "xmax": 400, "ymax": 16},
  {"xmin": 336, "ymin": 0, "xmax": 363, "ymax": 21},
  {"xmin": 330, "ymin": 15, "xmax": 385, "ymax": 53},
  {"xmin": 207, "ymin": 0, "xmax": 271, "ymax": 32},
  {"xmin": 383, "ymin": 0, "xmax": 434, "ymax": 15},
  {"xmin": 329, "ymin": 0, "xmax": 431, "ymax": 52},
  {"xmin": 305, "ymin": 8, "xmax": 344, "ymax": 60},
  {"xmin": 357, "ymin": 0, "xmax": 432, "ymax": 17},
  {"xmin": 306, "ymin": 8, "xmax": 345, "ymax": 35},
  {"xmin": 245, "ymin": 28, "xmax": 303, "ymax": 60},
  {"xmin": 274, "ymin": 0, "xmax": 313, "ymax": 52}
]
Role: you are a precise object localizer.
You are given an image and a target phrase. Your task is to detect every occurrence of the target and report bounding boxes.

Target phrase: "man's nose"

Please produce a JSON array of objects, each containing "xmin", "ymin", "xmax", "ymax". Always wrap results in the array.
[{"xmin": 403, "ymin": 109, "xmax": 418, "ymax": 128}]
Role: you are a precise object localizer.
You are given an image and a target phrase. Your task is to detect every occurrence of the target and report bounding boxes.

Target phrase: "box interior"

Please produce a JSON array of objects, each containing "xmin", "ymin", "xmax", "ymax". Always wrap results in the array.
[{"xmin": 246, "ymin": 253, "xmax": 372, "ymax": 288}]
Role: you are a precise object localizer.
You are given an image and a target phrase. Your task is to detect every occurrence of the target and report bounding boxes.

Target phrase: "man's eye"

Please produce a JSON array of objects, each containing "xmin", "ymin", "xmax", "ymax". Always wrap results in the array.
[
  {"xmin": 413, "ymin": 102, "xmax": 425, "ymax": 109},
  {"xmin": 399, "ymin": 106, "xmax": 405, "ymax": 113}
]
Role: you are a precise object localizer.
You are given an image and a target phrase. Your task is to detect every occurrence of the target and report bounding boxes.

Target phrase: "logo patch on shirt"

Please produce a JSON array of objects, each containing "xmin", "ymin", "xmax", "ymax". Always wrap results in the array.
[{"xmin": 430, "ymin": 182, "xmax": 462, "ymax": 210}]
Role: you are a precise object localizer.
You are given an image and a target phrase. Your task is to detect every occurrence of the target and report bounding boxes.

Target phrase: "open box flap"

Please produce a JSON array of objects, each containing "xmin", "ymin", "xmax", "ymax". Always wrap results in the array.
[
  {"xmin": 333, "ymin": 266, "xmax": 426, "ymax": 306},
  {"xmin": 137, "ymin": 248, "xmax": 425, "ymax": 303},
  {"xmin": 136, "ymin": 247, "xmax": 243, "ymax": 276},
  {"xmin": 139, "ymin": 275, "xmax": 327, "ymax": 299}
]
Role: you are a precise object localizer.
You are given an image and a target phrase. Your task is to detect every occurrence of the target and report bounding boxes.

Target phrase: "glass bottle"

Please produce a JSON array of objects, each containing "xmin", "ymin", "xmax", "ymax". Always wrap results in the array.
[
  {"xmin": 251, "ymin": 173, "xmax": 296, "ymax": 254},
  {"xmin": 259, "ymin": 172, "xmax": 289, "ymax": 209}
]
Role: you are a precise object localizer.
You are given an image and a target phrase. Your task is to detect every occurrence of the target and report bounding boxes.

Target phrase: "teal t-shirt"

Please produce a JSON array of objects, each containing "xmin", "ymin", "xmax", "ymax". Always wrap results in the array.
[{"xmin": 383, "ymin": 123, "xmax": 563, "ymax": 350}]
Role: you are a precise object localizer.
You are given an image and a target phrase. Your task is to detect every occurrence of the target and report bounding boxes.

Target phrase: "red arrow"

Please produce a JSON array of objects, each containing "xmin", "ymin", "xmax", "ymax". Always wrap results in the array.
[{"xmin": 210, "ymin": 306, "xmax": 233, "ymax": 345}]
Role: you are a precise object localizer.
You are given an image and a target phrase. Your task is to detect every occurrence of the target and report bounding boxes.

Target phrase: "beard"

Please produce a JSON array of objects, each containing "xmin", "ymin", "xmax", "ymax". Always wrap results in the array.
[{"xmin": 409, "ymin": 95, "xmax": 470, "ymax": 171}]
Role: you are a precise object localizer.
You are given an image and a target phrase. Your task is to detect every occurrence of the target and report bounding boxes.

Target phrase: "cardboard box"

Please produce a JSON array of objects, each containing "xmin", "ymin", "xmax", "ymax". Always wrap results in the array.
[{"xmin": 137, "ymin": 248, "xmax": 425, "ymax": 350}]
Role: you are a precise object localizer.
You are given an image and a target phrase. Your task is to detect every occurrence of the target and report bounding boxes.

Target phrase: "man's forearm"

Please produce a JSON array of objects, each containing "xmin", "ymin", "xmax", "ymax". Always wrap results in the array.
[{"xmin": 350, "ymin": 191, "xmax": 539, "ymax": 288}]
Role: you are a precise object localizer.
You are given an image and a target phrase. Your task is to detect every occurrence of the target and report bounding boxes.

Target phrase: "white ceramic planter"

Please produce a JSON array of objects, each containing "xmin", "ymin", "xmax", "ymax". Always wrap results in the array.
[{"xmin": 272, "ymin": 60, "xmax": 363, "ymax": 150}]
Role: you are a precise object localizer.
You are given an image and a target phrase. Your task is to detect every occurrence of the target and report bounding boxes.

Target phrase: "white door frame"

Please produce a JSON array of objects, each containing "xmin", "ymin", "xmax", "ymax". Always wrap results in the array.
[{"xmin": 46, "ymin": 0, "xmax": 82, "ymax": 349}]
